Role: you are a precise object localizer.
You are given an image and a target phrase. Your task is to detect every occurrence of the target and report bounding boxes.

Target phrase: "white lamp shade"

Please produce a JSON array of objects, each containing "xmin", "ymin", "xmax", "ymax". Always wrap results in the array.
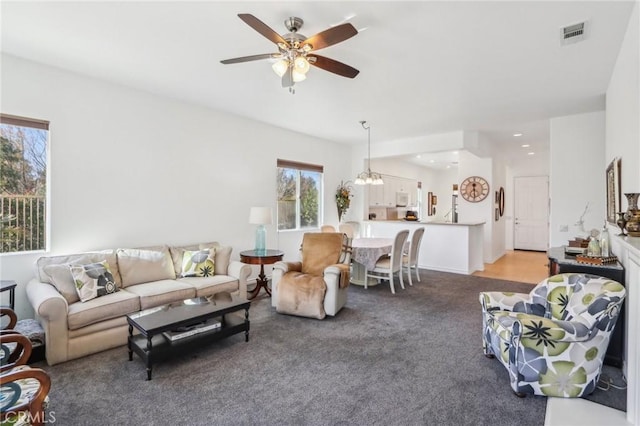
[
  {"xmin": 294, "ymin": 56, "xmax": 310, "ymax": 73},
  {"xmin": 249, "ymin": 207, "xmax": 273, "ymax": 225},
  {"xmin": 272, "ymin": 60, "xmax": 289, "ymax": 77},
  {"xmin": 292, "ymin": 69, "xmax": 307, "ymax": 82}
]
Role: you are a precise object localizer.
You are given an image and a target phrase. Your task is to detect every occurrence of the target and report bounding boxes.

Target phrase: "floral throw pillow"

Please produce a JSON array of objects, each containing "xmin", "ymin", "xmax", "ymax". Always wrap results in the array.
[
  {"xmin": 69, "ymin": 261, "xmax": 119, "ymax": 302},
  {"xmin": 181, "ymin": 248, "xmax": 215, "ymax": 277}
]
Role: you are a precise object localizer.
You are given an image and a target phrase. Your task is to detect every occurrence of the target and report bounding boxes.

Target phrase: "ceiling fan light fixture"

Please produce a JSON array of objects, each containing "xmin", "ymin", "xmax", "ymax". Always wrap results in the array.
[
  {"xmin": 292, "ymin": 68, "xmax": 307, "ymax": 82},
  {"xmin": 294, "ymin": 56, "xmax": 310, "ymax": 73},
  {"xmin": 272, "ymin": 59, "xmax": 289, "ymax": 77}
]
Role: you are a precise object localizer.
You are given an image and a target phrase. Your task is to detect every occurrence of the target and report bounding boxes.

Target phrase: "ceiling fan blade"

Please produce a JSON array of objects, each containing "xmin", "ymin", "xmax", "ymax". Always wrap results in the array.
[
  {"xmin": 220, "ymin": 53, "xmax": 279, "ymax": 65},
  {"xmin": 302, "ymin": 23, "xmax": 358, "ymax": 51},
  {"xmin": 238, "ymin": 14, "xmax": 289, "ymax": 48},
  {"xmin": 310, "ymin": 55, "xmax": 360, "ymax": 78}
]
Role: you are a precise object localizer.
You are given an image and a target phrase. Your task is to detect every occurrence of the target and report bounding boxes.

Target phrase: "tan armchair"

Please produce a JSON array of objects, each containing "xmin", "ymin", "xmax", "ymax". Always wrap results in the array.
[
  {"xmin": 1, "ymin": 331, "xmax": 51, "ymax": 426},
  {"xmin": 271, "ymin": 233, "xmax": 350, "ymax": 319}
]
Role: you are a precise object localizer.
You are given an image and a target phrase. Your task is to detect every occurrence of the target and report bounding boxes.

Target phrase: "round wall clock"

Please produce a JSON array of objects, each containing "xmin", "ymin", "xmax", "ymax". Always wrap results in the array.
[{"xmin": 460, "ymin": 176, "xmax": 490, "ymax": 203}]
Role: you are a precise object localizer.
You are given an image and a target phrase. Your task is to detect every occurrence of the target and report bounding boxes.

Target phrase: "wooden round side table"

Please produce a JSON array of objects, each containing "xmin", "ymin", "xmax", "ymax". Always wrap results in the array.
[{"xmin": 240, "ymin": 249, "xmax": 284, "ymax": 300}]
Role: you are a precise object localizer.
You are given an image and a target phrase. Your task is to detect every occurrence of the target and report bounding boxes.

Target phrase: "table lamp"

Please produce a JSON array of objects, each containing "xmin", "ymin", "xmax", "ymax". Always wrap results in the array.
[{"xmin": 249, "ymin": 207, "xmax": 272, "ymax": 254}]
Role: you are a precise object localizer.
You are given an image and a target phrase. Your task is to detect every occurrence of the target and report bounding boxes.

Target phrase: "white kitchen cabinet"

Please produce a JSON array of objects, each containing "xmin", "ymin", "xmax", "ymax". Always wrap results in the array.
[
  {"xmin": 383, "ymin": 176, "xmax": 398, "ymax": 207},
  {"xmin": 368, "ymin": 175, "xmax": 418, "ymax": 207},
  {"xmin": 368, "ymin": 184, "xmax": 385, "ymax": 206}
]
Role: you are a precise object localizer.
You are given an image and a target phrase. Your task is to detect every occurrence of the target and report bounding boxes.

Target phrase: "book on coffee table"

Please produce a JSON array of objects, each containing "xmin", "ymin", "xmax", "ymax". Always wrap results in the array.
[{"xmin": 162, "ymin": 318, "xmax": 221, "ymax": 342}]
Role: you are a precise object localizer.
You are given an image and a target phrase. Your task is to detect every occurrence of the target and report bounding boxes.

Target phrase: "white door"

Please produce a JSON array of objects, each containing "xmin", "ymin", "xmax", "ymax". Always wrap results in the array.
[{"xmin": 514, "ymin": 176, "xmax": 549, "ymax": 251}]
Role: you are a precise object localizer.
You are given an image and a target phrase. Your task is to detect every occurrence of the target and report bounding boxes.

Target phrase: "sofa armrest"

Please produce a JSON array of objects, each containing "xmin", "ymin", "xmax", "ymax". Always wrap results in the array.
[
  {"xmin": 227, "ymin": 260, "xmax": 252, "ymax": 300},
  {"xmin": 325, "ymin": 264, "xmax": 350, "ymax": 288},
  {"xmin": 26, "ymin": 279, "xmax": 70, "ymax": 365},
  {"xmin": 271, "ymin": 262, "xmax": 302, "ymax": 307},
  {"xmin": 26, "ymin": 279, "xmax": 68, "ymax": 322}
]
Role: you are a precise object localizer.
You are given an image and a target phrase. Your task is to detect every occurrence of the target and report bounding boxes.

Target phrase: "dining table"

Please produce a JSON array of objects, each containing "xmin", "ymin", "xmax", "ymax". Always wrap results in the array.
[{"xmin": 350, "ymin": 237, "xmax": 394, "ymax": 286}]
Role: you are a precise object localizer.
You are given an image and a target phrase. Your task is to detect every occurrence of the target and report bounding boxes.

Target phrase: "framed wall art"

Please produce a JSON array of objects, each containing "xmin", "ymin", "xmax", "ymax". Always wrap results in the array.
[{"xmin": 606, "ymin": 157, "xmax": 621, "ymax": 224}]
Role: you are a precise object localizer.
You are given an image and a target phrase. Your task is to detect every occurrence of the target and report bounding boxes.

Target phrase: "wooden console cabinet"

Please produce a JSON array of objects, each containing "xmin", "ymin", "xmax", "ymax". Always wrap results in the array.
[{"xmin": 547, "ymin": 246, "xmax": 625, "ymax": 368}]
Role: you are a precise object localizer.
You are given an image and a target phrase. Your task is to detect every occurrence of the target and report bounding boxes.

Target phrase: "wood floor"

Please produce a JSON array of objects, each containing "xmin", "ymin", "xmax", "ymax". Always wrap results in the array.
[{"xmin": 473, "ymin": 250, "xmax": 549, "ymax": 284}]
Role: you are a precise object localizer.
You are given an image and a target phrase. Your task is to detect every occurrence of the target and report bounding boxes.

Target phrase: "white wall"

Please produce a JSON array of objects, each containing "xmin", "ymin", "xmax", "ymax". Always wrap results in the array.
[
  {"xmin": 423, "ymin": 168, "xmax": 458, "ymax": 223},
  {"xmin": 549, "ymin": 111, "xmax": 606, "ymax": 247},
  {"xmin": 605, "ymin": 4, "xmax": 639, "ymax": 424},
  {"xmin": 606, "ymin": 3, "xmax": 640, "ymax": 197},
  {"xmin": 0, "ymin": 54, "xmax": 352, "ymax": 318},
  {"xmin": 456, "ymin": 150, "xmax": 494, "ymax": 262}
]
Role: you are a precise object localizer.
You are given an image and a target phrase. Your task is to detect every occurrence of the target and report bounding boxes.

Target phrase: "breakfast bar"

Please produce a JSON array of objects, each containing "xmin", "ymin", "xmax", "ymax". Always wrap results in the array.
[{"xmin": 361, "ymin": 220, "xmax": 485, "ymax": 275}]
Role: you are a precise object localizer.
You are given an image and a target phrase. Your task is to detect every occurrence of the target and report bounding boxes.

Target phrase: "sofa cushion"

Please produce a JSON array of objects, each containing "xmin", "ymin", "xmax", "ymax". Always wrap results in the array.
[
  {"xmin": 68, "ymin": 289, "xmax": 141, "ymax": 330},
  {"xmin": 177, "ymin": 275, "xmax": 239, "ymax": 297},
  {"xmin": 124, "ymin": 279, "xmax": 196, "ymax": 310},
  {"xmin": 117, "ymin": 247, "xmax": 176, "ymax": 287},
  {"xmin": 69, "ymin": 261, "xmax": 119, "ymax": 302},
  {"xmin": 43, "ymin": 261, "xmax": 90, "ymax": 305},
  {"xmin": 181, "ymin": 248, "xmax": 216, "ymax": 277},
  {"xmin": 37, "ymin": 250, "xmax": 122, "ymax": 291},
  {"xmin": 170, "ymin": 242, "xmax": 231, "ymax": 277}
]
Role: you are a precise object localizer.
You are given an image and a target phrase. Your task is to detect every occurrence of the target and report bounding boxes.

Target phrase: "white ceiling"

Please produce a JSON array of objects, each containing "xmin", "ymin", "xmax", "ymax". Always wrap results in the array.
[{"xmin": 0, "ymin": 1, "xmax": 635, "ymax": 167}]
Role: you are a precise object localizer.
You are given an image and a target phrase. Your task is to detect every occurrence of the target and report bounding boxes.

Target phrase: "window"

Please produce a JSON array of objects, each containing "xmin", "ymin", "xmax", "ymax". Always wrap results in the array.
[
  {"xmin": 277, "ymin": 159, "xmax": 323, "ymax": 231},
  {"xmin": 0, "ymin": 114, "xmax": 49, "ymax": 253}
]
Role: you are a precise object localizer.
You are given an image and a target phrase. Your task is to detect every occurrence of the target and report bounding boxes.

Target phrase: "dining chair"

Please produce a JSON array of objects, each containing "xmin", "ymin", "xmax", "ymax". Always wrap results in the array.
[
  {"xmin": 338, "ymin": 223, "xmax": 354, "ymax": 238},
  {"xmin": 402, "ymin": 227, "xmax": 425, "ymax": 286},
  {"xmin": 342, "ymin": 221, "xmax": 360, "ymax": 238},
  {"xmin": 0, "ymin": 330, "xmax": 51, "ymax": 426},
  {"xmin": 320, "ymin": 225, "xmax": 336, "ymax": 233},
  {"xmin": 365, "ymin": 229, "xmax": 409, "ymax": 294}
]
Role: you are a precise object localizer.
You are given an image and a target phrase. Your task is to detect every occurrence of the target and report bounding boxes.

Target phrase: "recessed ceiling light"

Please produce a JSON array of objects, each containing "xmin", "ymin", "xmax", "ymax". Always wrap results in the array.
[
  {"xmin": 514, "ymin": 133, "xmax": 523, "ymax": 137},
  {"xmin": 527, "ymin": 152, "xmax": 535, "ymax": 156},
  {"xmin": 521, "ymin": 144, "xmax": 530, "ymax": 148},
  {"xmin": 446, "ymin": 165, "xmax": 451, "ymax": 169},
  {"xmin": 453, "ymin": 151, "xmax": 459, "ymax": 155},
  {"xmin": 429, "ymin": 160, "xmax": 435, "ymax": 163},
  {"xmin": 416, "ymin": 154, "xmax": 421, "ymax": 159}
]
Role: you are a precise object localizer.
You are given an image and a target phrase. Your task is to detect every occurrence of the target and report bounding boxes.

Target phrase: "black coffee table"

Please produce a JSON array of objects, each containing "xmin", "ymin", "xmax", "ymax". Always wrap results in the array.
[{"xmin": 126, "ymin": 295, "xmax": 250, "ymax": 380}]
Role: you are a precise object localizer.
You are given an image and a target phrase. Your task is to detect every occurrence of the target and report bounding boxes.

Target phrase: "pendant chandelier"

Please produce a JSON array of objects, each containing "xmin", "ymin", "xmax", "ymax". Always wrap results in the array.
[{"xmin": 354, "ymin": 120, "xmax": 384, "ymax": 185}]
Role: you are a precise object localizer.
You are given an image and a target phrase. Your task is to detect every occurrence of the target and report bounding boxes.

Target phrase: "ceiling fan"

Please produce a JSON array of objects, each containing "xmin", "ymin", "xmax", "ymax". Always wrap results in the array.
[{"xmin": 220, "ymin": 14, "xmax": 360, "ymax": 92}]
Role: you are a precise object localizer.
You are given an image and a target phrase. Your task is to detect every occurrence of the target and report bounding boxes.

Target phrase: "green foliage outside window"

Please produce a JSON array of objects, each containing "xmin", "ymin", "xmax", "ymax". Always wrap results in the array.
[
  {"xmin": 277, "ymin": 166, "xmax": 322, "ymax": 231},
  {"xmin": 1, "ymin": 123, "xmax": 48, "ymax": 253}
]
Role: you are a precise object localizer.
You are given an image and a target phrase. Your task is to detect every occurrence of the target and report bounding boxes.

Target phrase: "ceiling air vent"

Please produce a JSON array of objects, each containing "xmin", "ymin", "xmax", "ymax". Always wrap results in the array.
[{"xmin": 561, "ymin": 21, "xmax": 587, "ymax": 46}]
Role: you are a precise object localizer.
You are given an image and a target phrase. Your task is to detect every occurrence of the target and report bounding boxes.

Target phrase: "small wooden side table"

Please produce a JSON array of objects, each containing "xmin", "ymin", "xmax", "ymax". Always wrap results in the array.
[
  {"xmin": 240, "ymin": 249, "xmax": 284, "ymax": 300},
  {"xmin": 0, "ymin": 280, "xmax": 17, "ymax": 310}
]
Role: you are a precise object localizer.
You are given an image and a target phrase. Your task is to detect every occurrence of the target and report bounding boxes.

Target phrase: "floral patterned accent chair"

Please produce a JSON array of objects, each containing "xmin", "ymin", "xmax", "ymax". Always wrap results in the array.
[
  {"xmin": 1, "ymin": 331, "xmax": 51, "ymax": 426},
  {"xmin": 479, "ymin": 273, "xmax": 625, "ymax": 398}
]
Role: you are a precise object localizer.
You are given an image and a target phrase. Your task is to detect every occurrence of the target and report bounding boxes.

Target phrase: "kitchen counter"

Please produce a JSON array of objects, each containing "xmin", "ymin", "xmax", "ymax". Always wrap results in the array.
[
  {"xmin": 362, "ymin": 220, "xmax": 485, "ymax": 274},
  {"xmin": 369, "ymin": 220, "xmax": 485, "ymax": 226}
]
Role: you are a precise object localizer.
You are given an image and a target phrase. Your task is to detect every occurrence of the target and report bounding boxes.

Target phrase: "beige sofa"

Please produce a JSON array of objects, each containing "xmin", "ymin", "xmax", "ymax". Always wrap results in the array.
[{"xmin": 26, "ymin": 242, "xmax": 251, "ymax": 365}]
